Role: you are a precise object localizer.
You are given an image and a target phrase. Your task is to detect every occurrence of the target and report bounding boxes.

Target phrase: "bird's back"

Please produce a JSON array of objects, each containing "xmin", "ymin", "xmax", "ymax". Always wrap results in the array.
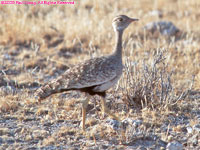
[{"xmin": 35, "ymin": 54, "xmax": 123, "ymax": 101}]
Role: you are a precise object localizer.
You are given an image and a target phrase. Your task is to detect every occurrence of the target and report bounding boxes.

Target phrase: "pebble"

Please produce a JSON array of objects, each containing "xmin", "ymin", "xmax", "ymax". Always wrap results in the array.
[
  {"xmin": 166, "ymin": 141, "xmax": 183, "ymax": 150},
  {"xmin": 186, "ymin": 126, "xmax": 193, "ymax": 134},
  {"xmin": 105, "ymin": 118, "xmax": 143, "ymax": 131},
  {"xmin": 143, "ymin": 21, "xmax": 180, "ymax": 36},
  {"xmin": 132, "ymin": 119, "xmax": 143, "ymax": 128},
  {"xmin": 0, "ymin": 137, "xmax": 2, "ymax": 145},
  {"xmin": 106, "ymin": 119, "xmax": 120, "ymax": 130},
  {"xmin": 189, "ymin": 134, "xmax": 198, "ymax": 146},
  {"xmin": 193, "ymin": 124, "xmax": 200, "ymax": 133}
]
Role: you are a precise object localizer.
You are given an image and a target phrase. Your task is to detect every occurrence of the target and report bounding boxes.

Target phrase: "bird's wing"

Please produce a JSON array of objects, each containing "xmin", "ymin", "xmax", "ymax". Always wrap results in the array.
[
  {"xmin": 53, "ymin": 56, "xmax": 117, "ymax": 90},
  {"xmin": 35, "ymin": 56, "xmax": 118, "ymax": 100}
]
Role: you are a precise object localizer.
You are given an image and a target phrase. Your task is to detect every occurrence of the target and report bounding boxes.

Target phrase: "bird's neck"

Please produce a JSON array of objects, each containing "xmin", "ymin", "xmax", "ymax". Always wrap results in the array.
[{"xmin": 113, "ymin": 30, "xmax": 123, "ymax": 58}]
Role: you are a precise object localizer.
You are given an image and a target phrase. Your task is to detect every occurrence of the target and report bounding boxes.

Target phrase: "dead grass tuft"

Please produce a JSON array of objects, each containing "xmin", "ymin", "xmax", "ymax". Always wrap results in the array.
[
  {"xmin": 57, "ymin": 126, "xmax": 76, "ymax": 137},
  {"xmin": 0, "ymin": 96, "xmax": 19, "ymax": 112},
  {"xmin": 121, "ymin": 48, "xmax": 188, "ymax": 111},
  {"xmin": 64, "ymin": 98, "xmax": 77, "ymax": 111},
  {"xmin": 36, "ymin": 107, "xmax": 49, "ymax": 116}
]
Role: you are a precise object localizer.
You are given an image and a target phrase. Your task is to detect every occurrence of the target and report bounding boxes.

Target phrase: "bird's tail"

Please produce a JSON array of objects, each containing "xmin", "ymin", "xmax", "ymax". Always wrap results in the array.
[{"xmin": 34, "ymin": 78, "xmax": 65, "ymax": 102}]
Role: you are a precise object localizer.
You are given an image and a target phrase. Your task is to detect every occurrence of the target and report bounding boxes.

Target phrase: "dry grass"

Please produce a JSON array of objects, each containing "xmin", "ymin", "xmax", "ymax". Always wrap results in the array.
[{"xmin": 0, "ymin": 0, "xmax": 200, "ymax": 149}]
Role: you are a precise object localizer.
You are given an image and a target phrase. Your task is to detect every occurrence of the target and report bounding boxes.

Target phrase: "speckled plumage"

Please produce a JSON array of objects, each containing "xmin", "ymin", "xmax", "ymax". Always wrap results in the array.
[
  {"xmin": 35, "ymin": 15, "xmax": 139, "ymax": 101},
  {"xmin": 35, "ymin": 15, "xmax": 138, "ymax": 130},
  {"xmin": 35, "ymin": 54, "xmax": 122, "ymax": 100}
]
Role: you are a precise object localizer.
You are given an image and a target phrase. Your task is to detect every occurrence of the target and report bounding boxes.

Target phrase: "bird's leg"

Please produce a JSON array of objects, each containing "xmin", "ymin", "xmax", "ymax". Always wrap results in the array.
[
  {"xmin": 81, "ymin": 96, "xmax": 89, "ymax": 131},
  {"xmin": 100, "ymin": 97, "xmax": 120, "ymax": 121}
]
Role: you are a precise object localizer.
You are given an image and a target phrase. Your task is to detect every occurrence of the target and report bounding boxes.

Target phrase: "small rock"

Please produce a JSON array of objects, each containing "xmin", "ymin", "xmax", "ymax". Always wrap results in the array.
[
  {"xmin": 106, "ymin": 119, "xmax": 120, "ymax": 130},
  {"xmin": 160, "ymin": 147, "xmax": 165, "ymax": 150},
  {"xmin": 167, "ymin": 135, "xmax": 173, "ymax": 142},
  {"xmin": 0, "ymin": 137, "xmax": 3, "ymax": 145},
  {"xmin": 186, "ymin": 126, "xmax": 193, "ymax": 134},
  {"xmin": 189, "ymin": 134, "xmax": 198, "ymax": 146},
  {"xmin": 166, "ymin": 141, "xmax": 183, "ymax": 150},
  {"xmin": 25, "ymin": 135, "xmax": 32, "ymax": 141},
  {"xmin": 132, "ymin": 119, "xmax": 143, "ymax": 127},
  {"xmin": 193, "ymin": 124, "xmax": 200, "ymax": 133},
  {"xmin": 143, "ymin": 21, "xmax": 180, "ymax": 37},
  {"xmin": 197, "ymin": 114, "xmax": 200, "ymax": 121}
]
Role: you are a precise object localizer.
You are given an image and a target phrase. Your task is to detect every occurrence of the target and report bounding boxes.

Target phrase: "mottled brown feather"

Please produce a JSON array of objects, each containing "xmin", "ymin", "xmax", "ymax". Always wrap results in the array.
[{"xmin": 34, "ymin": 15, "xmax": 138, "ymax": 103}]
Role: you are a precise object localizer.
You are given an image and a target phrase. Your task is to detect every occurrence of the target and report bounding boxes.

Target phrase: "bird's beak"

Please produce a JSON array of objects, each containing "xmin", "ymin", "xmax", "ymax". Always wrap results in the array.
[{"xmin": 129, "ymin": 18, "xmax": 139, "ymax": 22}]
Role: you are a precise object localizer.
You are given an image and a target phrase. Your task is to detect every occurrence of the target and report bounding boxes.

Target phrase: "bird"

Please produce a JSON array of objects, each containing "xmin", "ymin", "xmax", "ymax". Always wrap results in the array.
[{"xmin": 35, "ymin": 15, "xmax": 139, "ymax": 130}]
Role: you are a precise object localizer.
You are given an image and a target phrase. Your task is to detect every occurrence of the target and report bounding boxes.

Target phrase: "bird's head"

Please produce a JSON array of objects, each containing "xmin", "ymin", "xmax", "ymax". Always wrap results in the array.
[{"xmin": 112, "ymin": 15, "xmax": 139, "ymax": 32}]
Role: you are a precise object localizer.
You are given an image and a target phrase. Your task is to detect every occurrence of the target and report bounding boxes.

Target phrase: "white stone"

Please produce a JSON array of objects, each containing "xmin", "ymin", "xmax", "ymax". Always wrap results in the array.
[
  {"xmin": 187, "ymin": 126, "xmax": 193, "ymax": 134},
  {"xmin": 166, "ymin": 141, "xmax": 183, "ymax": 150},
  {"xmin": 144, "ymin": 21, "xmax": 180, "ymax": 36}
]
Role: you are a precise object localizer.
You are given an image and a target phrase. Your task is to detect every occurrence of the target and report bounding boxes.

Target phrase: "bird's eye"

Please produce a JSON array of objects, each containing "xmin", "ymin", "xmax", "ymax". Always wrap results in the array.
[{"xmin": 118, "ymin": 18, "xmax": 123, "ymax": 22}]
